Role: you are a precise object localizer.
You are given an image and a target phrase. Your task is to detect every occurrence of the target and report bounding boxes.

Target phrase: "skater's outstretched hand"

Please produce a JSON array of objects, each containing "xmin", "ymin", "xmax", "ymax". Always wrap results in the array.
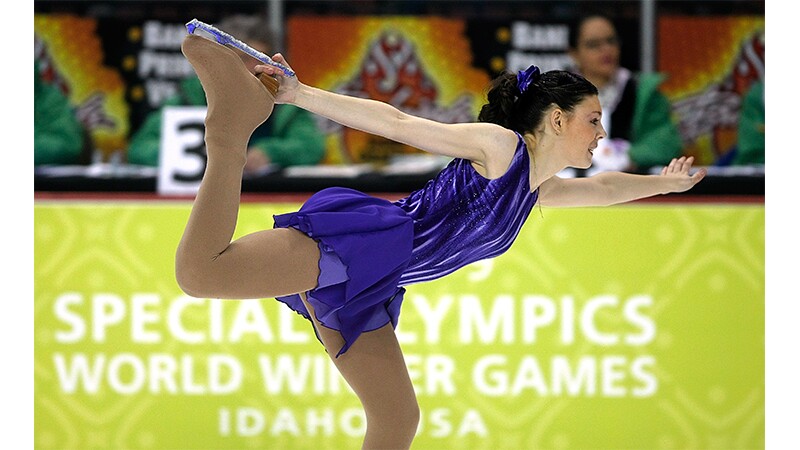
[
  {"xmin": 254, "ymin": 54, "xmax": 299, "ymax": 104},
  {"xmin": 659, "ymin": 156, "xmax": 707, "ymax": 193}
]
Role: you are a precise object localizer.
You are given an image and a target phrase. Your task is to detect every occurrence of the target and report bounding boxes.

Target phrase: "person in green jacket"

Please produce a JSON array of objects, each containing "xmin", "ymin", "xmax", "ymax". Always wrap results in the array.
[
  {"xmin": 128, "ymin": 15, "xmax": 325, "ymax": 172},
  {"xmin": 34, "ymin": 60, "xmax": 85, "ymax": 166},
  {"xmin": 733, "ymin": 80, "xmax": 764, "ymax": 165},
  {"xmin": 567, "ymin": 13, "xmax": 684, "ymax": 174}
]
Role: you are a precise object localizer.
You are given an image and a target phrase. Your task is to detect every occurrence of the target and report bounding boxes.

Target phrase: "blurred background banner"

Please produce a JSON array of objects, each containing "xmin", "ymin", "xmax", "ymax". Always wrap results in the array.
[
  {"xmin": 34, "ymin": 200, "xmax": 764, "ymax": 449},
  {"xmin": 33, "ymin": 4, "xmax": 765, "ymax": 169},
  {"xmin": 287, "ymin": 16, "xmax": 491, "ymax": 165},
  {"xmin": 34, "ymin": 14, "xmax": 131, "ymax": 159},
  {"xmin": 659, "ymin": 15, "xmax": 765, "ymax": 166}
]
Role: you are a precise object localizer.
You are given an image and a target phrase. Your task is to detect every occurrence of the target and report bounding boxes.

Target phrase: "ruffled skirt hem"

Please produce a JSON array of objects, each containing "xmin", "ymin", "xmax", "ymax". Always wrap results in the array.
[{"xmin": 273, "ymin": 187, "xmax": 413, "ymax": 356}]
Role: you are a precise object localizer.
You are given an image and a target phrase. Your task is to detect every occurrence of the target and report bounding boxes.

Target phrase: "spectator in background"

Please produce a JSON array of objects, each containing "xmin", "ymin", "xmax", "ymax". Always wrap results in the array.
[
  {"xmin": 733, "ymin": 79, "xmax": 764, "ymax": 165},
  {"xmin": 128, "ymin": 14, "xmax": 325, "ymax": 172},
  {"xmin": 567, "ymin": 13, "xmax": 683, "ymax": 174},
  {"xmin": 34, "ymin": 60, "xmax": 85, "ymax": 166}
]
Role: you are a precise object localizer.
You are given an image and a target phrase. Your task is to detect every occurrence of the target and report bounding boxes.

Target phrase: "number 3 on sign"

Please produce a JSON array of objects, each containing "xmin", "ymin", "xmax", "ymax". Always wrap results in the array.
[{"xmin": 157, "ymin": 106, "xmax": 209, "ymax": 195}]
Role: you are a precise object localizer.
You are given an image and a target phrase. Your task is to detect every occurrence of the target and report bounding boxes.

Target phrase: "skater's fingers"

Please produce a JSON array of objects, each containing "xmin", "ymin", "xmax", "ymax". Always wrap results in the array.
[
  {"xmin": 254, "ymin": 65, "xmax": 283, "ymax": 77},
  {"xmin": 255, "ymin": 60, "xmax": 295, "ymax": 79}
]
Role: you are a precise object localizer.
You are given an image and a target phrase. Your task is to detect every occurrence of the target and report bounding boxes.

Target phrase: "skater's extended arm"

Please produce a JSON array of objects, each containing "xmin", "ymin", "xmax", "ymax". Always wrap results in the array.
[
  {"xmin": 255, "ymin": 55, "xmax": 518, "ymax": 169},
  {"xmin": 538, "ymin": 156, "xmax": 707, "ymax": 207}
]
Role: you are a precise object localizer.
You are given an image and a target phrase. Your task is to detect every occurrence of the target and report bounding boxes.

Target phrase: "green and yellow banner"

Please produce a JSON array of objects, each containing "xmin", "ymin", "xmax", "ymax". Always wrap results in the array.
[{"xmin": 35, "ymin": 200, "xmax": 764, "ymax": 449}]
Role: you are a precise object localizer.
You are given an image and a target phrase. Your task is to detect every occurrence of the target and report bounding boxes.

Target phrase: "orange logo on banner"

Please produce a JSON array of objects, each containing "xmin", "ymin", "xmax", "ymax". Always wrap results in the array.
[
  {"xmin": 288, "ymin": 17, "xmax": 490, "ymax": 165},
  {"xmin": 336, "ymin": 31, "xmax": 474, "ymax": 163},
  {"xmin": 658, "ymin": 16, "xmax": 764, "ymax": 165},
  {"xmin": 34, "ymin": 15, "xmax": 130, "ymax": 157}
]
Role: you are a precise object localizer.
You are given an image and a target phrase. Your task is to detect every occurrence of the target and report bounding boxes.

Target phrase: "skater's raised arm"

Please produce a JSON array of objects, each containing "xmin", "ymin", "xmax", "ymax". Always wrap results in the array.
[{"xmin": 255, "ymin": 55, "xmax": 518, "ymax": 168}]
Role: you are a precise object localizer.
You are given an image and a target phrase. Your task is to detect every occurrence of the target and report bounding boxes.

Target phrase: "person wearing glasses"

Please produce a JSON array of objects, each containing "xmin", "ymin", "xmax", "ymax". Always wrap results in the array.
[{"xmin": 567, "ymin": 13, "xmax": 683, "ymax": 175}]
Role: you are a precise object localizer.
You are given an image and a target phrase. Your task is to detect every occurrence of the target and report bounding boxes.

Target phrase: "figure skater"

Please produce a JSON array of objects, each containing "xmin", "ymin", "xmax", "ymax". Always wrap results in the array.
[{"xmin": 175, "ymin": 33, "xmax": 706, "ymax": 449}]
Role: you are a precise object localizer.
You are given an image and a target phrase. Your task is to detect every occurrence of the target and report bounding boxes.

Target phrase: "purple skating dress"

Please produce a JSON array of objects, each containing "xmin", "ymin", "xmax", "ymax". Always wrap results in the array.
[{"xmin": 273, "ymin": 132, "xmax": 539, "ymax": 356}]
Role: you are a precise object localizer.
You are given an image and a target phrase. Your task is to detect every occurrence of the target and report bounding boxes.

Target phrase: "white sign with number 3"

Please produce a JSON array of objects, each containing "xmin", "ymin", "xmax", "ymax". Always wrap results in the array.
[{"xmin": 157, "ymin": 106, "xmax": 208, "ymax": 195}]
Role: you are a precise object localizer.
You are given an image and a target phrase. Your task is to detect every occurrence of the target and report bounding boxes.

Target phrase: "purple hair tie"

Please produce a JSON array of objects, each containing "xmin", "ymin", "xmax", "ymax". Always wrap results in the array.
[{"xmin": 516, "ymin": 65, "xmax": 541, "ymax": 95}]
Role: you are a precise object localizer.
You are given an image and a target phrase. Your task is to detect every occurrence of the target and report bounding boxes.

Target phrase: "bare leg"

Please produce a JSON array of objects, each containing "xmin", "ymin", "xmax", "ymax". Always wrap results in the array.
[
  {"xmin": 301, "ymin": 295, "xmax": 420, "ymax": 449},
  {"xmin": 175, "ymin": 35, "xmax": 320, "ymax": 299}
]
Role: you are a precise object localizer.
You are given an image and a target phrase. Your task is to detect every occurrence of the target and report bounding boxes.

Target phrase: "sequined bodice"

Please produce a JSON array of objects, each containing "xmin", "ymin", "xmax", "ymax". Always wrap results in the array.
[{"xmin": 394, "ymin": 133, "xmax": 539, "ymax": 285}]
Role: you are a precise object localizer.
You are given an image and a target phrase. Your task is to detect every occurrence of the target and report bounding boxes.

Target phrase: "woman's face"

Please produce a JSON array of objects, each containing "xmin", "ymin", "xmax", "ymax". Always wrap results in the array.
[
  {"xmin": 562, "ymin": 96, "xmax": 606, "ymax": 168},
  {"xmin": 570, "ymin": 17, "xmax": 620, "ymax": 83}
]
